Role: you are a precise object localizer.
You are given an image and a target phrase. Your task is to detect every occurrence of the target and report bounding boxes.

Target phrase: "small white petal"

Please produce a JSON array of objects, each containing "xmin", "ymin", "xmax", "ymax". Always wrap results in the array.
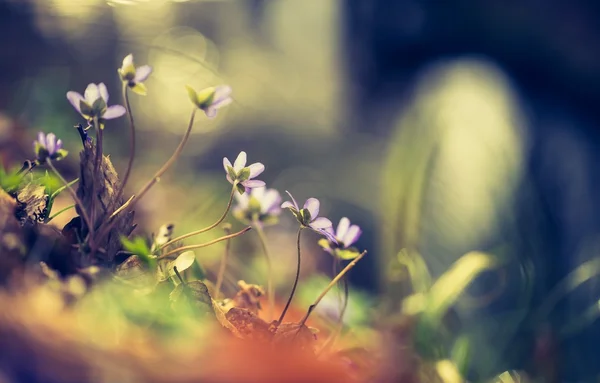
[
  {"xmin": 284, "ymin": 190, "xmax": 300, "ymax": 210},
  {"xmin": 213, "ymin": 85, "xmax": 232, "ymax": 104},
  {"xmin": 247, "ymin": 162, "xmax": 265, "ymax": 178},
  {"xmin": 122, "ymin": 54, "xmax": 133, "ymax": 68},
  {"xmin": 66, "ymin": 91, "xmax": 84, "ymax": 114},
  {"xmin": 134, "ymin": 65, "xmax": 152, "ymax": 83},
  {"xmin": 226, "ymin": 174, "xmax": 234, "ymax": 185},
  {"xmin": 281, "ymin": 201, "xmax": 296, "ymax": 210},
  {"xmin": 103, "ymin": 105, "xmax": 126, "ymax": 119},
  {"xmin": 304, "ymin": 198, "xmax": 320, "ymax": 219},
  {"xmin": 233, "ymin": 151, "xmax": 247, "ymax": 172},
  {"xmin": 223, "ymin": 157, "xmax": 232, "ymax": 173},
  {"xmin": 336, "ymin": 217, "xmax": 350, "ymax": 241},
  {"xmin": 46, "ymin": 133, "xmax": 56, "ymax": 154},
  {"xmin": 242, "ymin": 179, "xmax": 265, "ymax": 188},
  {"xmin": 310, "ymin": 217, "xmax": 332, "ymax": 229},
  {"xmin": 235, "ymin": 191, "xmax": 250, "ymax": 209},
  {"xmin": 98, "ymin": 83, "xmax": 109, "ymax": 102},
  {"xmin": 260, "ymin": 189, "xmax": 281, "ymax": 214},
  {"xmin": 84, "ymin": 83, "xmax": 100, "ymax": 104},
  {"xmin": 343, "ymin": 225, "xmax": 362, "ymax": 248}
]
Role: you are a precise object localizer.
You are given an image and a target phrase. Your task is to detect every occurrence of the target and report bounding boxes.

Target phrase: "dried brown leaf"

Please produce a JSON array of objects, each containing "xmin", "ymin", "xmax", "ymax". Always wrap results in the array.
[
  {"xmin": 225, "ymin": 307, "xmax": 273, "ymax": 343},
  {"xmin": 15, "ymin": 183, "xmax": 47, "ymax": 226},
  {"xmin": 230, "ymin": 280, "xmax": 264, "ymax": 315},
  {"xmin": 78, "ymin": 142, "xmax": 135, "ymax": 263},
  {"xmin": 272, "ymin": 322, "xmax": 317, "ymax": 351}
]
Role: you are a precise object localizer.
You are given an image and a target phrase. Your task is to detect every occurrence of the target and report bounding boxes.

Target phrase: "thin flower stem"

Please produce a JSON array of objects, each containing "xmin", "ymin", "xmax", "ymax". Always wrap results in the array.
[
  {"xmin": 316, "ymin": 271, "xmax": 349, "ymax": 356},
  {"xmin": 91, "ymin": 116, "xmax": 102, "ymax": 232},
  {"xmin": 47, "ymin": 160, "xmax": 93, "ymax": 234},
  {"xmin": 46, "ymin": 204, "xmax": 75, "ymax": 223},
  {"xmin": 160, "ymin": 185, "xmax": 236, "ymax": 249},
  {"xmin": 50, "ymin": 178, "xmax": 79, "ymax": 200},
  {"xmin": 296, "ymin": 250, "xmax": 367, "ymax": 331},
  {"xmin": 214, "ymin": 225, "xmax": 232, "ymax": 300},
  {"xmin": 254, "ymin": 221, "xmax": 274, "ymax": 320},
  {"xmin": 156, "ymin": 226, "xmax": 251, "ymax": 260},
  {"xmin": 98, "ymin": 108, "xmax": 196, "ymax": 241},
  {"xmin": 109, "ymin": 84, "xmax": 136, "ymax": 218},
  {"xmin": 277, "ymin": 227, "xmax": 303, "ymax": 326},
  {"xmin": 124, "ymin": 108, "xmax": 196, "ymax": 212}
]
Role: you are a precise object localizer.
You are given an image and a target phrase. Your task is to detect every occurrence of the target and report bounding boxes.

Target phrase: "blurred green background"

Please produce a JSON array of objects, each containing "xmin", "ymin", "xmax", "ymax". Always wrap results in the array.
[{"xmin": 3, "ymin": 0, "xmax": 600, "ymax": 381}]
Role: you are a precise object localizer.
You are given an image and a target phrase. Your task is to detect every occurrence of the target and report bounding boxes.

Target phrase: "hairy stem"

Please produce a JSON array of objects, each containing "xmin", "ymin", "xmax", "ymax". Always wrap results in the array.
[
  {"xmin": 156, "ymin": 226, "xmax": 251, "ymax": 260},
  {"xmin": 214, "ymin": 225, "xmax": 232, "ymax": 300},
  {"xmin": 277, "ymin": 227, "xmax": 303, "ymax": 326},
  {"xmin": 254, "ymin": 221, "xmax": 274, "ymax": 320},
  {"xmin": 47, "ymin": 160, "xmax": 93, "ymax": 235},
  {"xmin": 46, "ymin": 204, "xmax": 75, "ymax": 223},
  {"xmin": 160, "ymin": 185, "xmax": 236, "ymax": 249},
  {"xmin": 296, "ymin": 250, "xmax": 367, "ymax": 331}
]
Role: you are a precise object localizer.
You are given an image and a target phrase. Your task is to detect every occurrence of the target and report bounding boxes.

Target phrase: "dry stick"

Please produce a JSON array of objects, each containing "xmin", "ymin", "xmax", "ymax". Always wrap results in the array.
[
  {"xmin": 91, "ymin": 117, "xmax": 103, "ymax": 232},
  {"xmin": 317, "ymin": 271, "xmax": 350, "ymax": 356},
  {"xmin": 156, "ymin": 226, "xmax": 252, "ymax": 260},
  {"xmin": 254, "ymin": 221, "xmax": 274, "ymax": 320},
  {"xmin": 214, "ymin": 225, "xmax": 232, "ymax": 300},
  {"xmin": 295, "ymin": 250, "xmax": 367, "ymax": 332},
  {"xmin": 47, "ymin": 160, "xmax": 93, "ymax": 234},
  {"xmin": 276, "ymin": 227, "xmax": 304, "ymax": 326},
  {"xmin": 159, "ymin": 185, "xmax": 236, "ymax": 249},
  {"xmin": 99, "ymin": 108, "xmax": 197, "ymax": 239},
  {"xmin": 105, "ymin": 85, "xmax": 136, "ymax": 225},
  {"xmin": 94, "ymin": 85, "xmax": 136, "ymax": 246}
]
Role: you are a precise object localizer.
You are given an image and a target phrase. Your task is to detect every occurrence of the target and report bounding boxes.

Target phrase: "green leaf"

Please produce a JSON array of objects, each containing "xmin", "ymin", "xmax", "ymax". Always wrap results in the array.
[
  {"xmin": 237, "ymin": 167, "xmax": 250, "ymax": 182},
  {"xmin": 79, "ymin": 100, "xmax": 94, "ymax": 117},
  {"xmin": 0, "ymin": 164, "xmax": 22, "ymax": 193},
  {"xmin": 170, "ymin": 280, "xmax": 213, "ymax": 315},
  {"xmin": 171, "ymin": 251, "xmax": 196, "ymax": 274},
  {"xmin": 92, "ymin": 97, "xmax": 107, "ymax": 115},
  {"xmin": 397, "ymin": 248, "xmax": 433, "ymax": 295},
  {"xmin": 226, "ymin": 165, "xmax": 237, "ymax": 182},
  {"xmin": 185, "ymin": 85, "xmax": 200, "ymax": 107},
  {"xmin": 120, "ymin": 236, "xmax": 154, "ymax": 267},
  {"xmin": 235, "ymin": 183, "xmax": 246, "ymax": 195},
  {"xmin": 335, "ymin": 248, "xmax": 361, "ymax": 260},
  {"xmin": 53, "ymin": 148, "xmax": 69, "ymax": 161},
  {"xmin": 450, "ymin": 336, "xmax": 471, "ymax": 378},
  {"xmin": 424, "ymin": 251, "xmax": 498, "ymax": 324},
  {"xmin": 195, "ymin": 86, "xmax": 216, "ymax": 108},
  {"xmin": 130, "ymin": 82, "xmax": 147, "ymax": 96}
]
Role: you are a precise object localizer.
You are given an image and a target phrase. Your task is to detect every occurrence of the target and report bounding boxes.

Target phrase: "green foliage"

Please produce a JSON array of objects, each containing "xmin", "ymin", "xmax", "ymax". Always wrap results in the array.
[
  {"xmin": 121, "ymin": 236, "xmax": 155, "ymax": 268},
  {"xmin": 0, "ymin": 164, "xmax": 22, "ymax": 193}
]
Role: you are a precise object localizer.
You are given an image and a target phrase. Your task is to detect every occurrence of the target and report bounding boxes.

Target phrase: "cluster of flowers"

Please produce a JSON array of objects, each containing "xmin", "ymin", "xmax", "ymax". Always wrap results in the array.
[{"xmin": 32, "ymin": 53, "xmax": 362, "ymax": 259}]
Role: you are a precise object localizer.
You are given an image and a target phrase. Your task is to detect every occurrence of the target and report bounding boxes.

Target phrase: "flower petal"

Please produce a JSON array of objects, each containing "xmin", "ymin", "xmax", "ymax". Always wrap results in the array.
[
  {"xmin": 223, "ymin": 157, "xmax": 232, "ymax": 173},
  {"xmin": 235, "ymin": 190, "xmax": 250, "ymax": 209},
  {"xmin": 233, "ymin": 151, "xmax": 247, "ymax": 172},
  {"xmin": 242, "ymin": 179, "xmax": 265, "ymax": 188},
  {"xmin": 342, "ymin": 225, "xmax": 362, "ymax": 248},
  {"xmin": 66, "ymin": 91, "xmax": 84, "ymax": 114},
  {"xmin": 260, "ymin": 189, "xmax": 281, "ymax": 214},
  {"xmin": 310, "ymin": 216, "xmax": 332, "ymax": 229},
  {"xmin": 247, "ymin": 162, "xmax": 264, "ymax": 179},
  {"xmin": 134, "ymin": 65, "xmax": 153, "ymax": 83},
  {"xmin": 226, "ymin": 174, "xmax": 234, "ymax": 185},
  {"xmin": 122, "ymin": 54, "xmax": 133, "ymax": 68},
  {"xmin": 37, "ymin": 132, "xmax": 45, "ymax": 146},
  {"xmin": 281, "ymin": 201, "xmax": 296, "ymax": 210},
  {"xmin": 204, "ymin": 107, "xmax": 217, "ymax": 118},
  {"xmin": 213, "ymin": 96, "xmax": 233, "ymax": 109},
  {"xmin": 336, "ymin": 217, "xmax": 350, "ymax": 241},
  {"xmin": 46, "ymin": 133, "xmax": 56, "ymax": 154},
  {"xmin": 304, "ymin": 198, "xmax": 320, "ymax": 220},
  {"xmin": 284, "ymin": 190, "xmax": 299, "ymax": 210},
  {"xmin": 98, "ymin": 83, "xmax": 109, "ymax": 102},
  {"xmin": 213, "ymin": 85, "xmax": 232, "ymax": 104},
  {"xmin": 84, "ymin": 83, "xmax": 100, "ymax": 104},
  {"xmin": 103, "ymin": 105, "xmax": 126, "ymax": 119},
  {"xmin": 55, "ymin": 139, "xmax": 63, "ymax": 151}
]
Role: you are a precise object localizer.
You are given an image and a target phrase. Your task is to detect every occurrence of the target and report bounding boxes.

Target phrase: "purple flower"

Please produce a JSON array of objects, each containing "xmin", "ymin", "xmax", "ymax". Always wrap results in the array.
[
  {"xmin": 233, "ymin": 187, "xmax": 281, "ymax": 226},
  {"xmin": 118, "ymin": 54, "xmax": 152, "ymax": 96},
  {"xmin": 66, "ymin": 83, "xmax": 126, "ymax": 124},
  {"xmin": 186, "ymin": 85, "xmax": 232, "ymax": 118},
  {"xmin": 319, "ymin": 217, "xmax": 362, "ymax": 259},
  {"xmin": 223, "ymin": 151, "xmax": 265, "ymax": 194},
  {"xmin": 281, "ymin": 191, "xmax": 336, "ymax": 242},
  {"xmin": 34, "ymin": 132, "xmax": 68, "ymax": 163}
]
